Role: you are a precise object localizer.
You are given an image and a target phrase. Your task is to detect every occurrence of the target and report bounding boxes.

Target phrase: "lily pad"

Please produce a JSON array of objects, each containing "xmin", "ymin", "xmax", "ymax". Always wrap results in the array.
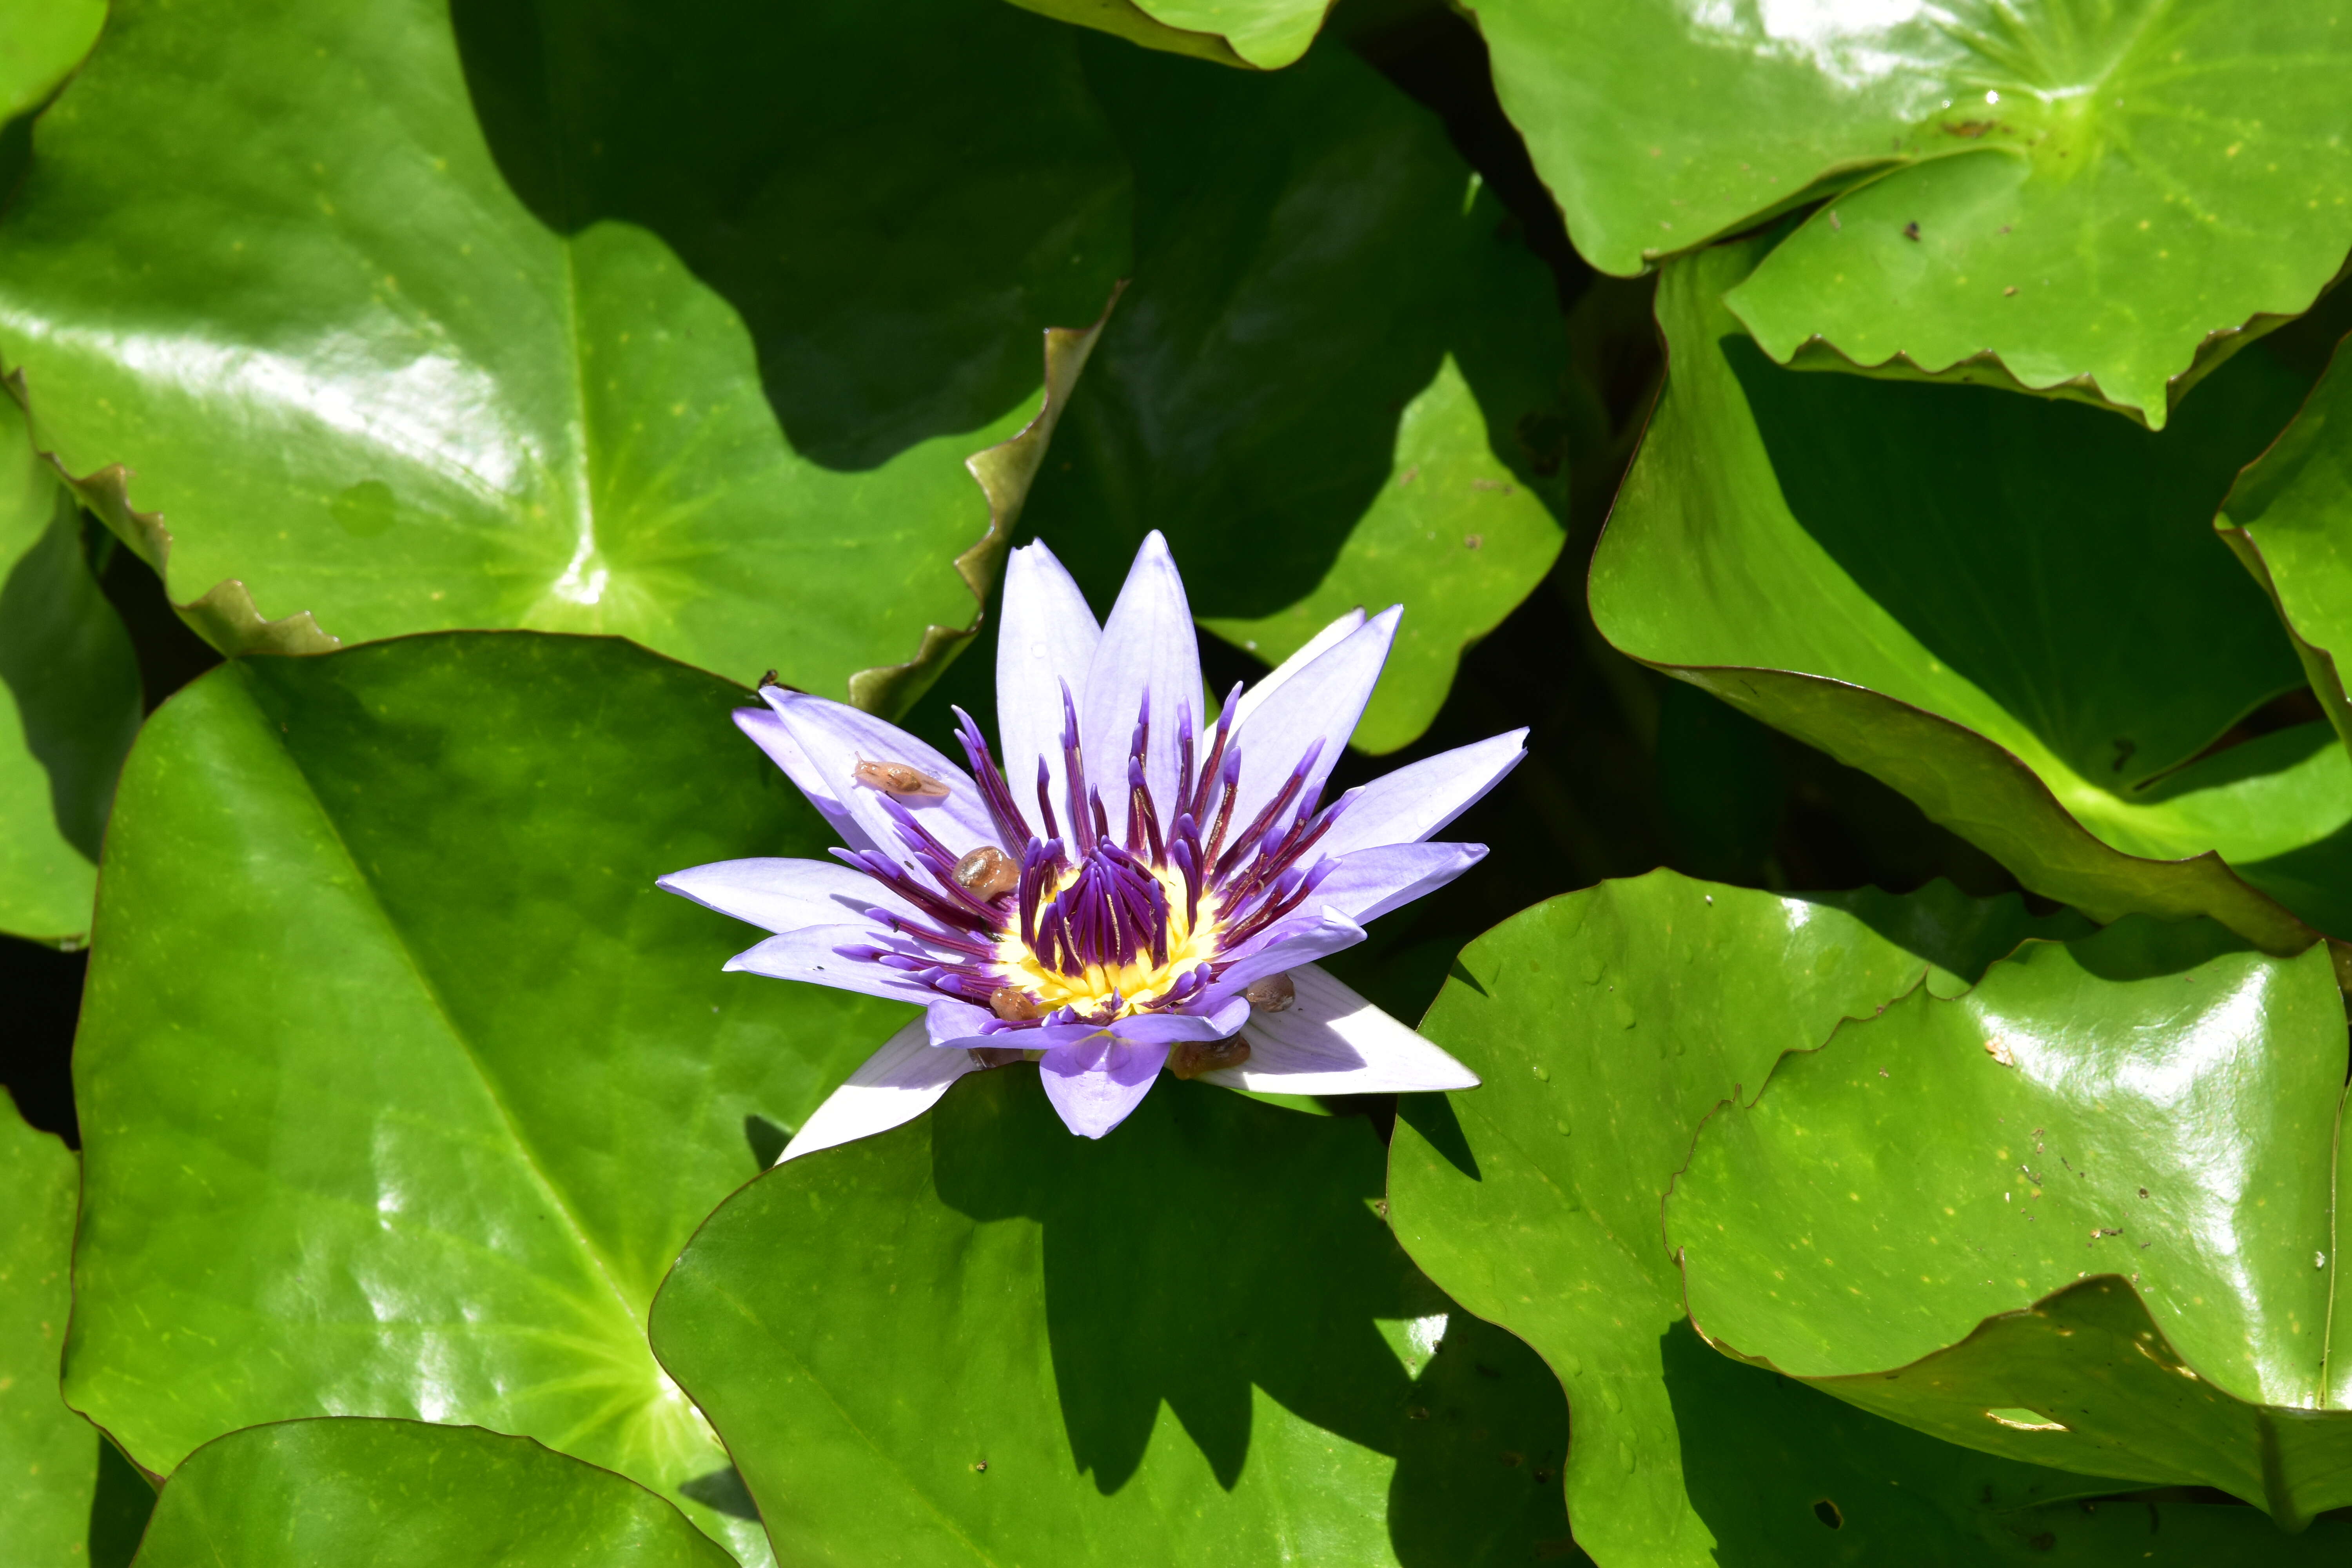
[
  {"xmin": 652, "ymin": 1067, "xmax": 1575, "ymax": 1566},
  {"xmin": 1384, "ymin": 870, "xmax": 2146, "ymax": 1564},
  {"xmin": 1006, "ymin": 0, "xmax": 1326, "ymax": 70},
  {"xmin": 1666, "ymin": 918, "xmax": 2352, "ymax": 1528},
  {"xmin": 65, "ymin": 632, "xmax": 915, "ymax": 1562},
  {"xmin": 134, "ymin": 1419, "xmax": 735, "ymax": 1567},
  {"xmin": 0, "ymin": 0, "xmax": 104, "ymax": 120},
  {"xmin": 1, "ymin": 1099, "xmax": 153, "ymax": 1565},
  {"xmin": 1472, "ymin": 0, "xmax": 2352, "ymax": 424},
  {"xmin": 0, "ymin": 390, "xmax": 140, "ymax": 944},
  {"xmin": 1023, "ymin": 38, "xmax": 1572, "ymax": 753},
  {"xmin": 1592, "ymin": 234, "xmax": 2352, "ymax": 946},
  {"xmin": 0, "ymin": 0, "xmax": 1128, "ymax": 707},
  {"xmin": 2217, "ymin": 330, "xmax": 2352, "ymax": 751}
]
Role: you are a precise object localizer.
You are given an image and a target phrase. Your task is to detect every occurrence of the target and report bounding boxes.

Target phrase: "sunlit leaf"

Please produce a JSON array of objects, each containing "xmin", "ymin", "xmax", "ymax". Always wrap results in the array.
[
  {"xmin": 0, "ymin": 0, "xmax": 1128, "ymax": 707},
  {"xmin": 653, "ymin": 1067, "xmax": 1576, "ymax": 1566},
  {"xmin": 1473, "ymin": 0, "xmax": 2352, "ymax": 423},
  {"xmin": 1593, "ymin": 234, "xmax": 2350, "ymax": 945},
  {"xmin": 66, "ymin": 631, "xmax": 914, "ymax": 1563},
  {"xmin": 1004, "ymin": 0, "xmax": 1327, "ymax": 69},
  {"xmin": 0, "ymin": 0, "xmax": 103, "ymax": 120},
  {"xmin": 1669, "ymin": 918, "xmax": 2352, "ymax": 1528}
]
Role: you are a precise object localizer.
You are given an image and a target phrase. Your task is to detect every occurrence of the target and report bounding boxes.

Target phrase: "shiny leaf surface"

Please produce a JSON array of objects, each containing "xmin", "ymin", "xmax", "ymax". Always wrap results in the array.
[
  {"xmin": 0, "ymin": 390, "xmax": 140, "ymax": 943},
  {"xmin": 68, "ymin": 632, "xmax": 913, "ymax": 1562},
  {"xmin": 0, "ymin": 0, "xmax": 1127, "ymax": 703},
  {"xmin": 652, "ymin": 1067, "xmax": 1575, "ymax": 1567},
  {"xmin": 1006, "ymin": 0, "xmax": 1325, "ymax": 69},
  {"xmin": 1, "ymin": 1099, "xmax": 152, "ymax": 1565},
  {"xmin": 134, "ymin": 1419, "xmax": 735, "ymax": 1567},
  {"xmin": 1668, "ymin": 919, "xmax": 2352, "ymax": 1526},
  {"xmin": 1593, "ymin": 235, "xmax": 2345, "ymax": 944},
  {"xmin": 1474, "ymin": 0, "xmax": 2352, "ymax": 423},
  {"xmin": 1025, "ymin": 39, "xmax": 1571, "ymax": 752},
  {"xmin": 1385, "ymin": 870, "xmax": 2137, "ymax": 1564}
]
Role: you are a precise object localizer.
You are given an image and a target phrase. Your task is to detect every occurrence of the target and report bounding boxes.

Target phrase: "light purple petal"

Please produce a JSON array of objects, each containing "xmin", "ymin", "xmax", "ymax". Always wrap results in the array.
[
  {"xmin": 724, "ymin": 925, "xmax": 944, "ymax": 1005},
  {"xmin": 764, "ymin": 688, "xmax": 1000, "ymax": 860},
  {"xmin": 1229, "ymin": 609, "xmax": 1367, "ymax": 731},
  {"xmin": 733, "ymin": 708, "xmax": 877, "ymax": 853},
  {"xmin": 779, "ymin": 1017, "xmax": 980, "ymax": 1162},
  {"xmin": 1209, "ymin": 907, "xmax": 1368, "ymax": 996},
  {"xmin": 1082, "ymin": 531, "xmax": 1202, "ymax": 842},
  {"xmin": 1038, "ymin": 1034, "xmax": 1172, "ymax": 1138},
  {"xmin": 1223, "ymin": 606, "xmax": 1400, "ymax": 840},
  {"xmin": 997, "ymin": 539, "xmax": 1102, "ymax": 823},
  {"xmin": 1102, "ymin": 999, "xmax": 1251, "ymax": 1045},
  {"xmin": 659, "ymin": 857, "xmax": 916, "ymax": 934},
  {"xmin": 1200, "ymin": 964, "xmax": 1479, "ymax": 1096},
  {"xmin": 1307, "ymin": 842, "xmax": 1486, "ymax": 926},
  {"xmin": 925, "ymin": 996, "xmax": 998, "ymax": 1047},
  {"xmin": 1316, "ymin": 730, "xmax": 1528, "ymax": 859}
]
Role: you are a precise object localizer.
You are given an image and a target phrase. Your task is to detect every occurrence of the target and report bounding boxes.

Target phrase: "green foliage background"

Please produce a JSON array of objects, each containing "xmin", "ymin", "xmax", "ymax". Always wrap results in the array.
[{"xmin": 5, "ymin": 0, "xmax": 2352, "ymax": 1561}]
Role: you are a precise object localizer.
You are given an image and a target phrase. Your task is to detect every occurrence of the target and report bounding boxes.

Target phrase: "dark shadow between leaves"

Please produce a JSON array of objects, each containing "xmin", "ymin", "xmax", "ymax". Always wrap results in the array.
[
  {"xmin": 448, "ymin": 0, "xmax": 1129, "ymax": 471},
  {"xmin": 678, "ymin": 1465, "xmax": 762, "ymax": 1522},
  {"xmin": 0, "ymin": 499, "xmax": 139, "ymax": 860},
  {"xmin": 87, "ymin": 1430, "xmax": 156, "ymax": 1568},
  {"xmin": 1721, "ymin": 334, "xmax": 2307, "ymax": 791},
  {"xmin": 932, "ymin": 1069, "xmax": 1424, "ymax": 1495},
  {"xmin": 1394, "ymin": 1091, "xmax": 1480, "ymax": 1183}
]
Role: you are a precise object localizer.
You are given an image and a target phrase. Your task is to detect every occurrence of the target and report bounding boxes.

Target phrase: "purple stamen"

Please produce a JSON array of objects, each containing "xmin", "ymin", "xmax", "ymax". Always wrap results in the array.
[{"xmin": 950, "ymin": 705, "xmax": 1032, "ymax": 848}]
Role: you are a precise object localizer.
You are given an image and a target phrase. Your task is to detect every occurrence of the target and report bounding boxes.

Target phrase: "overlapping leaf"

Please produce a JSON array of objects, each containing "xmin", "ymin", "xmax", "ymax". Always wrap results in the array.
[
  {"xmin": 1472, "ymin": 0, "xmax": 2352, "ymax": 423},
  {"xmin": 1, "ymin": 1101, "xmax": 152, "ymax": 1566},
  {"xmin": 1007, "ymin": 0, "xmax": 1327, "ymax": 70},
  {"xmin": 652, "ymin": 1067, "xmax": 1576, "ymax": 1567},
  {"xmin": 67, "ymin": 632, "xmax": 915, "ymax": 1562},
  {"xmin": 0, "ymin": 0, "xmax": 104, "ymax": 120},
  {"xmin": 0, "ymin": 391, "xmax": 140, "ymax": 943},
  {"xmin": 1022, "ymin": 39, "xmax": 1573, "ymax": 753},
  {"xmin": 134, "ymin": 1419, "xmax": 733, "ymax": 1567},
  {"xmin": 1593, "ymin": 235, "xmax": 2352, "ymax": 946},
  {"xmin": 0, "ymin": 0, "xmax": 1128, "ymax": 707},
  {"xmin": 1667, "ymin": 919, "xmax": 2352, "ymax": 1528}
]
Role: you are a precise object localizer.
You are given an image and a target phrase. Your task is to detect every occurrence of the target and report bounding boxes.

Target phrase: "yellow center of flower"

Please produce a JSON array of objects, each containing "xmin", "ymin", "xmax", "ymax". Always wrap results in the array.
[{"xmin": 996, "ymin": 863, "xmax": 1222, "ymax": 1017}]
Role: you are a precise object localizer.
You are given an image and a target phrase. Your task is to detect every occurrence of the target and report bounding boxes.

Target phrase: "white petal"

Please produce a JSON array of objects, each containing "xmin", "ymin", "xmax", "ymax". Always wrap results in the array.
[
  {"xmin": 724, "ymin": 925, "xmax": 944, "ymax": 1005},
  {"xmin": 659, "ymin": 857, "xmax": 915, "ymax": 934},
  {"xmin": 1316, "ymin": 730, "xmax": 1528, "ymax": 859},
  {"xmin": 734, "ymin": 707, "xmax": 877, "ymax": 853},
  {"xmin": 1200, "ymin": 963, "xmax": 1478, "ymax": 1096},
  {"xmin": 1308, "ymin": 842, "xmax": 1486, "ymax": 926},
  {"xmin": 1230, "ymin": 608, "xmax": 1367, "ymax": 731},
  {"xmin": 1223, "ymin": 607, "xmax": 1399, "ymax": 839},
  {"xmin": 1081, "ymin": 531, "xmax": 1202, "ymax": 843},
  {"xmin": 779, "ymin": 1017, "xmax": 979, "ymax": 1162},
  {"xmin": 996, "ymin": 540, "xmax": 1101, "ymax": 828},
  {"xmin": 1209, "ymin": 907, "xmax": 1367, "ymax": 994},
  {"xmin": 764, "ymin": 688, "xmax": 1000, "ymax": 861}
]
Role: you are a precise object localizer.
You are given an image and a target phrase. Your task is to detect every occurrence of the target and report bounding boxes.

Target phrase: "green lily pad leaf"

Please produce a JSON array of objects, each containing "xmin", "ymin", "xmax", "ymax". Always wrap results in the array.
[
  {"xmin": 1385, "ymin": 870, "xmax": 2140, "ymax": 1564},
  {"xmin": 2218, "ymin": 331, "xmax": 2352, "ymax": 753},
  {"xmin": 0, "ymin": 0, "xmax": 104, "ymax": 120},
  {"xmin": 2, "ymin": 1099, "xmax": 154, "ymax": 1564},
  {"xmin": 1005, "ymin": 0, "xmax": 1325, "ymax": 70},
  {"xmin": 0, "ymin": 0, "xmax": 1128, "ymax": 708},
  {"xmin": 651, "ymin": 1067, "xmax": 1574, "ymax": 1566},
  {"xmin": 1022, "ymin": 40, "xmax": 1572, "ymax": 754},
  {"xmin": 134, "ymin": 1419, "xmax": 734, "ymax": 1567},
  {"xmin": 1666, "ymin": 918, "xmax": 2352, "ymax": 1527},
  {"xmin": 0, "ymin": 390, "xmax": 140, "ymax": 944},
  {"xmin": 1592, "ymin": 233, "xmax": 2347, "ymax": 947},
  {"xmin": 1475, "ymin": 0, "xmax": 2352, "ymax": 425},
  {"xmin": 66, "ymin": 632, "xmax": 916, "ymax": 1563}
]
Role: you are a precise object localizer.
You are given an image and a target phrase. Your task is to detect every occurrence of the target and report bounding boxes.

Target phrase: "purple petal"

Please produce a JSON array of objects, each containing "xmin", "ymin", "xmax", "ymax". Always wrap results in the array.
[
  {"xmin": 1229, "ymin": 609, "xmax": 1366, "ymax": 731},
  {"xmin": 724, "ymin": 924, "xmax": 946, "ymax": 1005},
  {"xmin": 764, "ymin": 688, "xmax": 1001, "ymax": 859},
  {"xmin": 924, "ymin": 996, "xmax": 998, "ymax": 1048},
  {"xmin": 780, "ymin": 1017, "xmax": 980, "ymax": 1162},
  {"xmin": 1306, "ymin": 842, "xmax": 1486, "ymax": 926},
  {"xmin": 733, "ymin": 708, "xmax": 877, "ymax": 853},
  {"xmin": 1081, "ymin": 531, "xmax": 1201, "ymax": 844},
  {"xmin": 1038, "ymin": 1034, "xmax": 1172, "ymax": 1138},
  {"xmin": 1097, "ymin": 1000, "xmax": 1250, "ymax": 1045},
  {"xmin": 1210, "ymin": 907, "xmax": 1368, "ymax": 995},
  {"xmin": 997, "ymin": 540, "xmax": 1102, "ymax": 824},
  {"xmin": 1316, "ymin": 730, "xmax": 1528, "ymax": 859},
  {"xmin": 1201, "ymin": 964, "xmax": 1478, "ymax": 1096},
  {"xmin": 659, "ymin": 857, "xmax": 917, "ymax": 934},
  {"xmin": 1223, "ymin": 606, "xmax": 1400, "ymax": 840}
]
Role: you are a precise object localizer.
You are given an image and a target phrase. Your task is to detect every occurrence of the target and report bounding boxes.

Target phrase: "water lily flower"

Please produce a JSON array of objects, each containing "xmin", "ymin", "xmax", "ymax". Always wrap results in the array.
[{"xmin": 661, "ymin": 531, "xmax": 1523, "ymax": 1159}]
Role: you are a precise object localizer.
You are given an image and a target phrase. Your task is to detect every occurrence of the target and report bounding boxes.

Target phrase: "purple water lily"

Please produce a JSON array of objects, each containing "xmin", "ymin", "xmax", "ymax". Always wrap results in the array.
[{"xmin": 661, "ymin": 532, "xmax": 1523, "ymax": 1158}]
